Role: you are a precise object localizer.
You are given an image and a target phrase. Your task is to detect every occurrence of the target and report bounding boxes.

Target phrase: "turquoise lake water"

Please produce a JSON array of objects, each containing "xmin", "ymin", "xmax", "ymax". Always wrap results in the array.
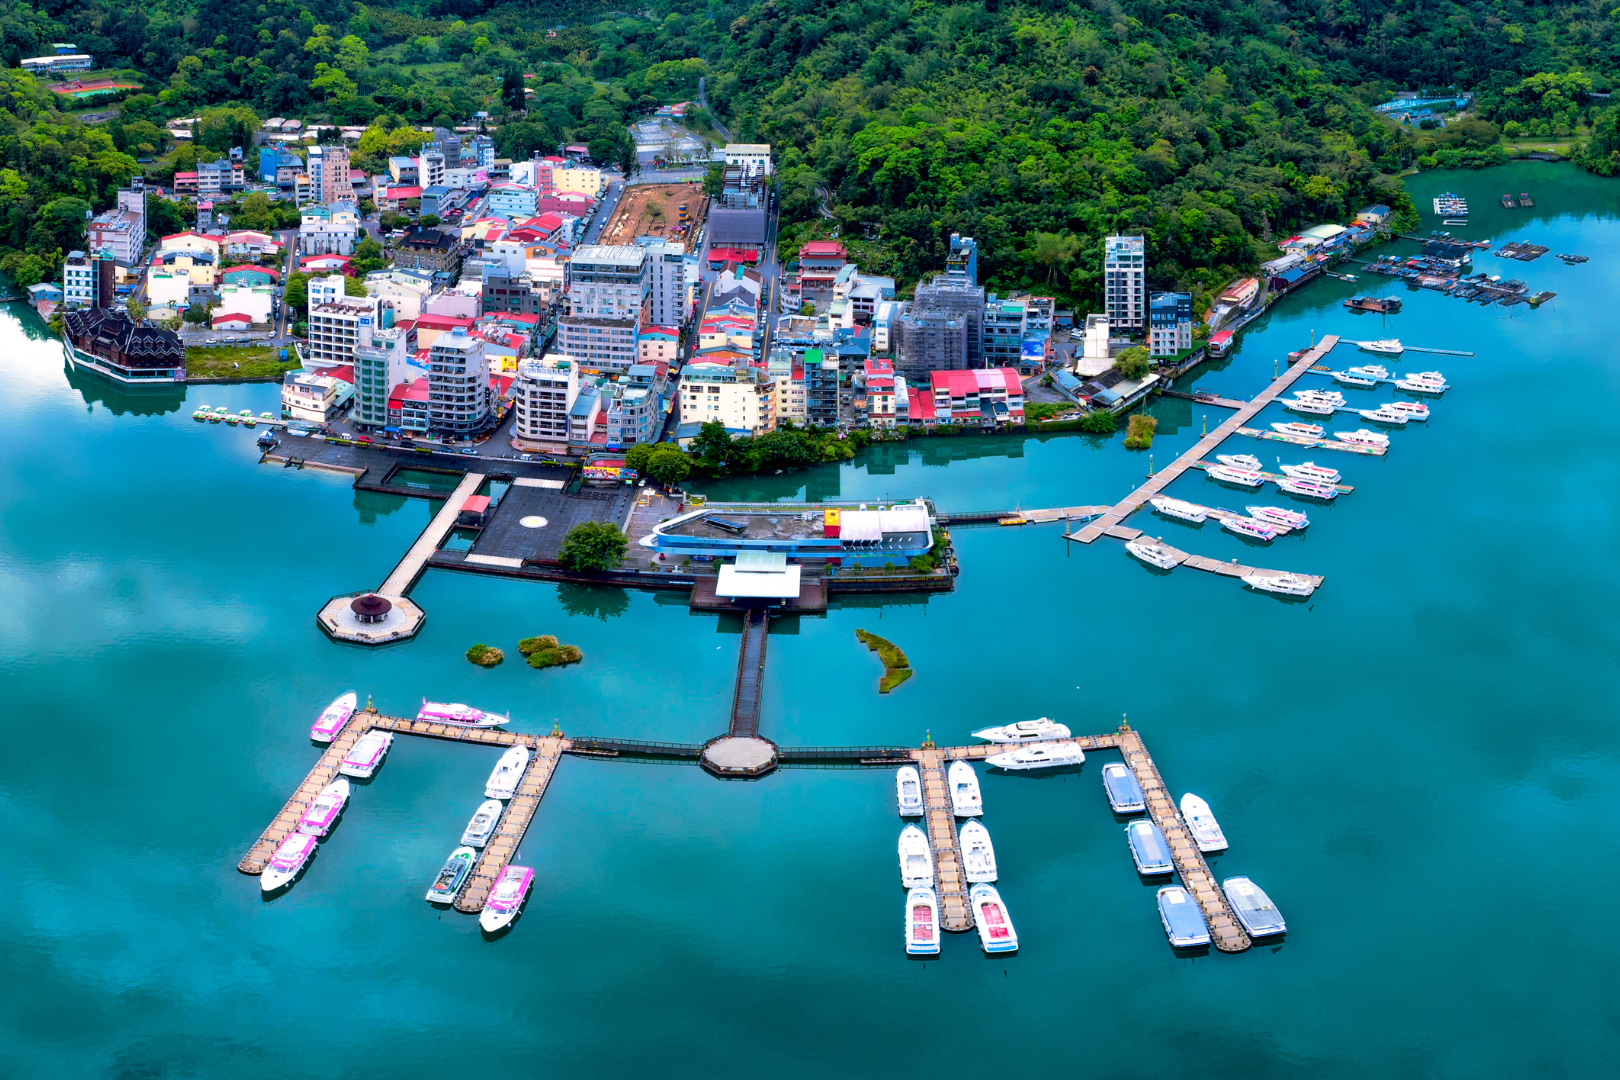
[{"xmin": 3, "ymin": 161, "xmax": 1618, "ymax": 1076}]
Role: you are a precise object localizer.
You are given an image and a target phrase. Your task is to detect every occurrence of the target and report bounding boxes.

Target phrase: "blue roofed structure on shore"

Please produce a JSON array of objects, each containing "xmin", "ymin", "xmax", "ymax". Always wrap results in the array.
[{"xmin": 640, "ymin": 499, "xmax": 936, "ymax": 567}]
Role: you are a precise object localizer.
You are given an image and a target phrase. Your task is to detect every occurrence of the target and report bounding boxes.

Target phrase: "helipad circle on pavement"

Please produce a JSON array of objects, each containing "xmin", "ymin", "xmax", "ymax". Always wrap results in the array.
[{"xmin": 519, "ymin": 516, "xmax": 548, "ymax": 529}]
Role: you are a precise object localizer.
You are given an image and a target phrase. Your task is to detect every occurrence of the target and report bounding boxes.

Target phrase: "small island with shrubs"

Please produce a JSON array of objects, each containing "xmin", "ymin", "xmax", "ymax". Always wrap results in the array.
[
  {"xmin": 466, "ymin": 643, "xmax": 504, "ymax": 667},
  {"xmin": 856, "ymin": 629, "xmax": 914, "ymax": 693},
  {"xmin": 519, "ymin": 634, "xmax": 584, "ymax": 670}
]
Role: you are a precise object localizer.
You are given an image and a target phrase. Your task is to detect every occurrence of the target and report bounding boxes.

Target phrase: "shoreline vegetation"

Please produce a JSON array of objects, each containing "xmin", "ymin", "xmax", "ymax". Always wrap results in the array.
[{"xmin": 855, "ymin": 629, "xmax": 913, "ymax": 694}]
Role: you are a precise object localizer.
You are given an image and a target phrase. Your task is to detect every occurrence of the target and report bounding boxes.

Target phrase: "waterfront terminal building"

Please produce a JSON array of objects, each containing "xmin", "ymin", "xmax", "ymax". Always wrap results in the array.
[{"xmin": 640, "ymin": 501, "xmax": 935, "ymax": 567}]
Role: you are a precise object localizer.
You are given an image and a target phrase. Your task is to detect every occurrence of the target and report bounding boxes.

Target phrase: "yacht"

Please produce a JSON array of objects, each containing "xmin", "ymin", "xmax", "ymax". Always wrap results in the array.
[
  {"xmin": 1223, "ymin": 876, "xmax": 1287, "ymax": 937},
  {"xmin": 971, "ymin": 717, "xmax": 1071, "ymax": 744},
  {"xmin": 1396, "ymin": 372, "xmax": 1448, "ymax": 394},
  {"xmin": 478, "ymin": 865, "xmax": 534, "ymax": 933},
  {"xmin": 1101, "ymin": 762, "xmax": 1146, "ymax": 814},
  {"xmin": 985, "ymin": 740, "xmax": 1087, "ymax": 770},
  {"xmin": 339, "ymin": 731, "xmax": 393, "ymax": 779},
  {"xmin": 905, "ymin": 885, "xmax": 941, "ymax": 955},
  {"xmin": 1244, "ymin": 572, "xmax": 1316, "ymax": 597},
  {"xmin": 261, "ymin": 832, "xmax": 319, "ymax": 893},
  {"xmin": 948, "ymin": 760, "xmax": 984, "ymax": 816},
  {"xmin": 1347, "ymin": 364, "xmax": 1389, "ymax": 380},
  {"xmin": 1331, "ymin": 370, "xmax": 1378, "ymax": 388},
  {"xmin": 895, "ymin": 765, "xmax": 924, "ymax": 816},
  {"xmin": 1246, "ymin": 506, "xmax": 1309, "ymax": 530},
  {"xmin": 959, "ymin": 820, "xmax": 999, "ymax": 883},
  {"xmin": 426, "ymin": 846, "xmax": 477, "ymax": 904},
  {"xmin": 898, "ymin": 823, "xmax": 934, "ymax": 888},
  {"xmin": 1126, "ymin": 539, "xmax": 1181, "ymax": 570},
  {"xmin": 1359, "ymin": 338, "xmax": 1404, "ymax": 356},
  {"xmin": 1294, "ymin": 389, "xmax": 1345, "ymax": 406},
  {"xmin": 1278, "ymin": 461, "xmax": 1340, "ymax": 484},
  {"xmin": 1270, "ymin": 421, "xmax": 1324, "ymax": 439},
  {"xmin": 297, "ymin": 778, "xmax": 350, "ymax": 837},
  {"xmin": 1386, "ymin": 400, "xmax": 1430, "ymax": 421},
  {"xmin": 1283, "ymin": 396, "xmax": 1337, "ymax": 417},
  {"xmin": 970, "ymin": 883, "xmax": 1019, "ymax": 954},
  {"xmin": 485, "ymin": 745, "xmax": 531, "ymax": 799},
  {"xmin": 1221, "ymin": 515, "xmax": 1278, "ymax": 542},
  {"xmin": 310, "ymin": 691, "xmax": 358, "ymax": 744},
  {"xmin": 1336, "ymin": 428, "xmax": 1391, "ymax": 448},
  {"xmin": 1206, "ymin": 464, "xmax": 1264, "ymax": 487},
  {"xmin": 1126, "ymin": 820, "xmax": 1175, "ymax": 876},
  {"xmin": 417, "ymin": 700, "xmax": 510, "ymax": 728},
  {"xmin": 1179, "ymin": 793, "xmax": 1229, "ymax": 853},
  {"xmin": 1216, "ymin": 453, "xmax": 1263, "ymax": 471},
  {"xmin": 1360, "ymin": 405, "xmax": 1410, "ymax": 425},
  {"xmin": 460, "ymin": 799, "xmax": 505, "ymax": 848},
  {"xmin": 1157, "ymin": 886, "xmax": 1212, "ymax": 948},
  {"xmin": 1277, "ymin": 477, "xmax": 1338, "ymax": 500},
  {"xmin": 1149, "ymin": 497, "xmax": 1208, "ymax": 523}
]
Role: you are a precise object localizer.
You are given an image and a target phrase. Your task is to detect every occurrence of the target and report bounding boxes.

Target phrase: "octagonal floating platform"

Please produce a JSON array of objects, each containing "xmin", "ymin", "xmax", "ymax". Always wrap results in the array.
[{"xmin": 700, "ymin": 735, "xmax": 778, "ymax": 779}]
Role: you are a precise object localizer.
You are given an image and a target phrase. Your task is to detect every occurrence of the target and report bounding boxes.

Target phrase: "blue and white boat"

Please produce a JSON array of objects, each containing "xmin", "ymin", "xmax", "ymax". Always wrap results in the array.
[
  {"xmin": 905, "ymin": 885, "xmax": 940, "ymax": 955},
  {"xmin": 1126, "ymin": 820, "xmax": 1174, "ymax": 875},
  {"xmin": 1101, "ymin": 762, "xmax": 1145, "ymax": 814},
  {"xmin": 1223, "ymin": 876, "xmax": 1286, "ymax": 937},
  {"xmin": 1157, "ymin": 886, "xmax": 1212, "ymax": 947},
  {"xmin": 970, "ymin": 883, "xmax": 1018, "ymax": 954}
]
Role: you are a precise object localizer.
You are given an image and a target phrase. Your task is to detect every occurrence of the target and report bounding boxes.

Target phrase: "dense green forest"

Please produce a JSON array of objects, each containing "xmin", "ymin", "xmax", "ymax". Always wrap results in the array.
[{"xmin": 7, "ymin": 0, "xmax": 1620, "ymax": 305}]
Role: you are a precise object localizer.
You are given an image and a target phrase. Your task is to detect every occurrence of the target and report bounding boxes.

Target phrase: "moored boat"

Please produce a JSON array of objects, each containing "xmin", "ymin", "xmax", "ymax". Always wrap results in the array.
[
  {"xmin": 970, "ymin": 883, "xmax": 1018, "ymax": 954},
  {"xmin": 1223, "ymin": 876, "xmax": 1286, "ymax": 937},
  {"xmin": 1179, "ymin": 793, "xmax": 1229, "ymax": 853},
  {"xmin": 948, "ymin": 760, "xmax": 983, "ymax": 816},
  {"xmin": 971, "ymin": 717, "xmax": 1071, "ymax": 743},
  {"xmin": 1294, "ymin": 388, "xmax": 1345, "ymax": 406},
  {"xmin": 1347, "ymin": 364, "xmax": 1389, "ymax": 380},
  {"xmin": 905, "ymin": 885, "xmax": 940, "ymax": 955},
  {"xmin": 1360, "ymin": 405, "xmax": 1410, "ymax": 425},
  {"xmin": 239, "ymin": 410, "xmax": 256, "ymax": 427},
  {"xmin": 1278, "ymin": 461, "xmax": 1340, "ymax": 484},
  {"xmin": 1283, "ymin": 396, "xmax": 1336, "ymax": 417},
  {"xmin": 1332, "ymin": 370, "xmax": 1377, "ymax": 388},
  {"xmin": 1386, "ymin": 400, "xmax": 1430, "ymax": 421},
  {"xmin": 985, "ymin": 740, "xmax": 1087, "ymax": 770},
  {"xmin": 297, "ymin": 778, "xmax": 350, "ymax": 837},
  {"xmin": 1221, "ymin": 515, "xmax": 1278, "ymax": 542},
  {"xmin": 1101, "ymin": 762, "xmax": 1146, "ymax": 814},
  {"xmin": 1126, "ymin": 820, "xmax": 1174, "ymax": 875},
  {"xmin": 1126, "ymin": 539, "xmax": 1180, "ymax": 570},
  {"xmin": 959, "ymin": 820, "xmax": 998, "ymax": 883},
  {"xmin": 339, "ymin": 730, "xmax": 393, "ymax": 779},
  {"xmin": 310, "ymin": 690, "xmax": 358, "ymax": 743},
  {"xmin": 478, "ymin": 865, "xmax": 535, "ymax": 933},
  {"xmin": 1278, "ymin": 477, "xmax": 1338, "ymax": 500},
  {"xmin": 256, "ymin": 429, "xmax": 279, "ymax": 448},
  {"xmin": 1396, "ymin": 371, "xmax": 1448, "ymax": 394},
  {"xmin": 1359, "ymin": 338, "xmax": 1404, "ymax": 356},
  {"xmin": 460, "ymin": 798, "xmax": 505, "ymax": 847},
  {"xmin": 1270, "ymin": 421, "xmax": 1324, "ymax": 439},
  {"xmin": 898, "ymin": 823, "xmax": 934, "ymax": 888},
  {"xmin": 1216, "ymin": 453, "xmax": 1263, "ymax": 471},
  {"xmin": 1149, "ymin": 496, "xmax": 1208, "ymax": 523},
  {"xmin": 1244, "ymin": 572, "xmax": 1316, "ymax": 597},
  {"xmin": 895, "ymin": 765, "xmax": 924, "ymax": 816},
  {"xmin": 1157, "ymin": 886, "xmax": 1212, "ymax": 948},
  {"xmin": 1336, "ymin": 428, "xmax": 1391, "ymax": 448},
  {"xmin": 1206, "ymin": 464, "xmax": 1264, "ymax": 487},
  {"xmin": 1246, "ymin": 505, "xmax": 1309, "ymax": 529},
  {"xmin": 417, "ymin": 699, "xmax": 510, "ymax": 728},
  {"xmin": 485, "ymin": 745, "xmax": 531, "ymax": 799},
  {"xmin": 426, "ymin": 846, "xmax": 477, "ymax": 903},
  {"xmin": 261, "ymin": 832, "xmax": 319, "ymax": 892}
]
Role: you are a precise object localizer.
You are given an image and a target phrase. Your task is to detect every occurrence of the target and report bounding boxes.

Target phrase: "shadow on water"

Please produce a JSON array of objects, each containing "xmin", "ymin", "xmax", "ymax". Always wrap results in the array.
[
  {"xmin": 352, "ymin": 489, "xmax": 412, "ymax": 525},
  {"xmin": 557, "ymin": 583, "xmax": 631, "ymax": 621},
  {"xmin": 64, "ymin": 362, "xmax": 186, "ymax": 417}
]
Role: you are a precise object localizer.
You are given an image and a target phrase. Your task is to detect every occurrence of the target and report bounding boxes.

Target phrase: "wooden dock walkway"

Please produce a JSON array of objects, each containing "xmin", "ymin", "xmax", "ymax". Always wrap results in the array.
[
  {"xmin": 1158, "ymin": 390, "xmax": 1247, "ymax": 409},
  {"xmin": 1065, "ymin": 531, "xmax": 1325, "ymax": 588},
  {"xmin": 379, "ymin": 472, "xmax": 485, "ymax": 595},
  {"xmin": 1073, "ymin": 337, "xmax": 1339, "ymax": 543},
  {"xmin": 730, "ymin": 609, "xmax": 768, "ymax": 737},
  {"xmin": 454, "ymin": 735, "xmax": 568, "ymax": 913},
  {"xmin": 236, "ymin": 710, "xmax": 374, "ymax": 874},
  {"xmin": 911, "ymin": 749, "xmax": 972, "ymax": 931}
]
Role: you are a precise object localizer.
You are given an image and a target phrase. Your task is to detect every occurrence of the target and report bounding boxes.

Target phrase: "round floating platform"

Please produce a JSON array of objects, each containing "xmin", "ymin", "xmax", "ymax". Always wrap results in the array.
[
  {"xmin": 519, "ymin": 515, "xmax": 548, "ymax": 529},
  {"xmin": 317, "ymin": 591, "xmax": 424, "ymax": 646},
  {"xmin": 700, "ymin": 735, "xmax": 778, "ymax": 779}
]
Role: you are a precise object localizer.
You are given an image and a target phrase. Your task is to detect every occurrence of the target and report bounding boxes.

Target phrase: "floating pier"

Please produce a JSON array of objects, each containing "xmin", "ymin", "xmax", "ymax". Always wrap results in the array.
[
  {"xmin": 912, "ymin": 748, "xmax": 972, "ymax": 931},
  {"xmin": 1234, "ymin": 426, "xmax": 1387, "ymax": 456},
  {"xmin": 237, "ymin": 710, "xmax": 374, "ymax": 875},
  {"xmin": 1190, "ymin": 460, "xmax": 1355, "ymax": 494},
  {"xmin": 702, "ymin": 609, "xmax": 778, "ymax": 778}
]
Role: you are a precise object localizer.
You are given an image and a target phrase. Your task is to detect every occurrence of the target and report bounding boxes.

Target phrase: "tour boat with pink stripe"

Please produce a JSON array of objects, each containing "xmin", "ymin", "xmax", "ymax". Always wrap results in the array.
[
  {"xmin": 297, "ymin": 778, "xmax": 349, "ymax": 837},
  {"xmin": 479, "ymin": 865, "xmax": 535, "ymax": 932},
  {"xmin": 971, "ymin": 883, "xmax": 1018, "ymax": 954},
  {"xmin": 418, "ymin": 700, "xmax": 510, "ymax": 728},
  {"xmin": 261, "ymin": 832, "xmax": 318, "ymax": 892},
  {"xmin": 905, "ymin": 885, "xmax": 940, "ymax": 955}
]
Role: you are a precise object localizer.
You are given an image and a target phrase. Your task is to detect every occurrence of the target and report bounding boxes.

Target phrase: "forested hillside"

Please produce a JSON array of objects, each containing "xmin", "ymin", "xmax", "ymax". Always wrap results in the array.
[{"xmin": 6, "ymin": 0, "xmax": 1620, "ymax": 304}]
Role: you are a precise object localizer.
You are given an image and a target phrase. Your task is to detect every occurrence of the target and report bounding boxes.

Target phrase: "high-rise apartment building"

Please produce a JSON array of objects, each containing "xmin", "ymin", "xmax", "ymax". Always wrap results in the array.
[
  {"xmin": 644, "ymin": 241, "xmax": 687, "ymax": 327},
  {"xmin": 88, "ymin": 181, "xmax": 146, "ymax": 265},
  {"xmin": 351, "ymin": 324, "xmax": 413, "ymax": 429},
  {"xmin": 512, "ymin": 355, "xmax": 580, "ymax": 453},
  {"xmin": 891, "ymin": 277, "xmax": 984, "ymax": 378},
  {"xmin": 305, "ymin": 274, "xmax": 380, "ymax": 367},
  {"xmin": 1104, "ymin": 235, "xmax": 1146, "ymax": 332},
  {"xmin": 568, "ymin": 245, "xmax": 647, "ymax": 317},
  {"xmin": 1148, "ymin": 292, "xmax": 1193, "ymax": 357},
  {"xmin": 307, "ymin": 145, "xmax": 352, "ymax": 205},
  {"xmin": 944, "ymin": 233, "xmax": 978, "ymax": 285},
  {"xmin": 427, "ymin": 327, "xmax": 490, "ymax": 436}
]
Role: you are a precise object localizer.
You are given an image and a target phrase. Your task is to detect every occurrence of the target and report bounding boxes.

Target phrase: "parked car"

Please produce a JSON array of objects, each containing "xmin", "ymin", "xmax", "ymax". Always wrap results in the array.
[{"xmin": 459, "ymin": 448, "xmax": 479, "ymax": 457}]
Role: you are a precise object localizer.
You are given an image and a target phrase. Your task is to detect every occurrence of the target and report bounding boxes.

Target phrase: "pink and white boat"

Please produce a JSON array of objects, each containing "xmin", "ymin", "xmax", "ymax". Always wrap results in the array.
[
  {"xmin": 261, "ymin": 832, "xmax": 319, "ymax": 892},
  {"xmin": 1246, "ymin": 505, "xmax": 1310, "ymax": 529},
  {"xmin": 297, "ymin": 778, "xmax": 350, "ymax": 837},
  {"xmin": 479, "ymin": 865, "xmax": 535, "ymax": 932},
  {"xmin": 1271, "ymin": 421, "xmax": 1324, "ymax": 439},
  {"xmin": 1221, "ymin": 515, "xmax": 1278, "ymax": 542},
  {"xmin": 971, "ymin": 883, "xmax": 1019, "ymax": 954},
  {"xmin": 1278, "ymin": 478, "xmax": 1339, "ymax": 500},
  {"xmin": 1207, "ymin": 464, "xmax": 1264, "ymax": 487},
  {"xmin": 418, "ymin": 700, "xmax": 510, "ymax": 728},
  {"xmin": 1278, "ymin": 461, "xmax": 1341, "ymax": 484},
  {"xmin": 905, "ymin": 885, "xmax": 940, "ymax": 955},
  {"xmin": 1386, "ymin": 400, "xmax": 1430, "ymax": 421},
  {"xmin": 310, "ymin": 691, "xmax": 358, "ymax": 743}
]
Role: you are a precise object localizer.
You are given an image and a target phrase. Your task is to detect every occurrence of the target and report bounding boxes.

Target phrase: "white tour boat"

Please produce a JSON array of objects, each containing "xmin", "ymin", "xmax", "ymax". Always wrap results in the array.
[
  {"xmin": 1244, "ymin": 572, "xmax": 1316, "ymax": 597},
  {"xmin": 905, "ymin": 885, "xmax": 941, "ymax": 955},
  {"xmin": 1179, "ymin": 793, "xmax": 1229, "ymax": 853},
  {"xmin": 985, "ymin": 740, "xmax": 1087, "ymax": 771},
  {"xmin": 1126, "ymin": 539, "xmax": 1181, "ymax": 570},
  {"xmin": 297, "ymin": 778, "xmax": 350, "ymax": 837},
  {"xmin": 1246, "ymin": 506, "xmax": 1309, "ymax": 529},
  {"xmin": 1386, "ymin": 400, "xmax": 1430, "ymax": 421},
  {"xmin": 895, "ymin": 765, "xmax": 924, "ymax": 816},
  {"xmin": 426, "ymin": 846, "xmax": 477, "ymax": 904},
  {"xmin": 261, "ymin": 832, "xmax": 319, "ymax": 892},
  {"xmin": 1215, "ymin": 453, "xmax": 1263, "ymax": 471},
  {"xmin": 310, "ymin": 691, "xmax": 358, "ymax": 744},
  {"xmin": 971, "ymin": 717, "xmax": 1072, "ymax": 744},
  {"xmin": 1360, "ymin": 405, "xmax": 1410, "ymax": 425},
  {"xmin": 417, "ymin": 700, "xmax": 510, "ymax": 728},
  {"xmin": 1149, "ymin": 496, "xmax": 1208, "ymax": 523},
  {"xmin": 1359, "ymin": 338, "xmax": 1404, "ymax": 356},
  {"xmin": 1347, "ymin": 364, "xmax": 1390, "ymax": 380},
  {"xmin": 1221, "ymin": 515, "xmax": 1278, "ymax": 542},
  {"xmin": 959, "ymin": 820, "xmax": 999, "ymax": 883},
  {"xmin": 460, "ymin": 798, "xmax": 505, "ymax": 848},
  {"xmin": 478, "ymin": 866, "xmax": 534, "ymax": 933},
  {"xmin": 1336, "ymin": 428, "xmax": 1391, "ymax": 448},
  {"xmin": 898, "ymin": 823, "xmax": 935, "ymax": 888},
  {"xmin": 1206, "ymin": 464, "xmax": 1264, "ymax": 487},
  {"xmin": 1295, "ymin": 388, "xmax": 1346, "ymax": 406},
  {"xmin": 1278, "ymin": 461, "xmax": 1340, "ymax": 484},
  {"xmin": 1277, "ymin": 477, "xmax": 1338, "ymax": 500},
  {"xmin": 1158, "ymin": 885, "xmax": 1212, "ymax": 948},
  {"xmin": 970, "ymin": 883, "xmax": 1019, "ymax": 954},
  {"xmin": 1283, "ymin": 396, "xmax": 1337, "ymax": 417},
  {"xmin": 948, "ymin": 760, "xmax": 984, "ymax": 816},
  {"xmin": 1395, "ymin": 372, "xmax": 1448, "ymax": 394},
  {"xmin": 1270, "ymin": 421, "xmax": 1324, "ymax": 439},
  {"xmin": 1332, "ymin": 370, "xmax": 1377, "ymax": 388},
  {"xmin": 1101, "ymin": 762, "xmax": 1146, "ymax": 814},
  {"xmin": 1223, "ymin": 877, "xmax": 1287, "ymax": 937},
  {"xmin": 484, "ymin": 745, "xmax": 531, "ymax": 799},
  {"xmin": 339, "ymin": 731, "xmax": 393, "ymax": 779}
]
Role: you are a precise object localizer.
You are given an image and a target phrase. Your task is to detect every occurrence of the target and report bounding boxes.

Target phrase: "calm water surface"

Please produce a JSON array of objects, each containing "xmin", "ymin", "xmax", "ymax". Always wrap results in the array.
[{"xmin": 3, "ymin": 163, "xmax": 1618, "ymax": 1077}]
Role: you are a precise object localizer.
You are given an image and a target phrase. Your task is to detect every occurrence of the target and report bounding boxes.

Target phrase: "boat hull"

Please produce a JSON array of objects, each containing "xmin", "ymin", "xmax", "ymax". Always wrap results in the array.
[
  {"xmin": 485, "ymin": 746, "xmax": 531, "ymax": 799},
  {"xmin": 985, "ymin": 741, "xmax": 1086, "ymax": 770},
  {"xmin": 970, "ymin": 884, "xmax": 1018, "ymax": 954},
  {"xmin": 895, "ymin": 766, "xmax": 924, "ymax": 816},
  {"xmin": 959, "ymin": 821, "xmax": 998, "ymax": 883},
  {"xmin": 905, "ymin": 886, "xmax": 941, "ymax": 955},
  {"xmin": 460, "ymin": 799, "xmax": 505, "ymax": 847},
  {"xmin": 426, "ymin": 848, "xmax": 477, "ymax": 904},
  {"xmin": 1179, "ymin": 794, "xmax": 1228, "ymax": 853},
  {"xmin": 948, "ymin": 760, "xmax": 983, "ymax": 816},
  {"xmin": 338, "ymin": 732, "xmax": 393, "ymax": 779},
  {"xmin": 1223, "ymin": 877, "xmax": 1286, "ymax": 937},
  {"xmin": 970, "ymin": 719, "xmax": 1071, "ymax": 743},
  {"xmin": 1102, "ymin": 763, "xmax": 1146, "ymax": 814},
  {"xmin": 479, "ymin": 866, "xmax": 534, "ymax": 932},
  {"xmin": 1158, "ymin": 886, "xmax": 1212, "ymax": 948},
  {"xmin": 310, "ymin": 691, "xmax": 358, "ymax": 744},
  {"xmin": 898, "ymin": 824, "xmax": 934, "ymax": 888},
  {"xmin": 1127, "ymin": 821, "xmax": 1175, "ymax": 875}
]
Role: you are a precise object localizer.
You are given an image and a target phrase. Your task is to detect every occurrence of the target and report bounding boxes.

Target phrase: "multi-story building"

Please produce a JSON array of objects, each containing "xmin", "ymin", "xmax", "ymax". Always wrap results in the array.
[
  {"xmin": 678, "ymin": 362, "xmax": 776, "ymax": 437},
  {"xmin": 511, "ymin": 354, "xmax": 580, "ymax": 453},
  {"xmin": 767, "ymin": 354, "xmax": 806, "ymax": 422},
  {"xmin": 305, "ymin": 274, "xmax": 381, "ymax": 367},
  {"xmin": 261, "ymin": 146, "xmax": 305, "ymax": 185},
  {"xmin": 352, "ymin": 324, "xmax": 414, "ymax": 429},
  {"xmin": 481, "ymin": 271, "xmax": 545, "ymax": 316},
  {"xmin": 307, "ymin": 145, "xmax": 352, "ymax": 205},
  {"xmin": 556, "ymin": 316, "xmax": 639, "ymax": 374},
  {"xmin": 805, "ymin": 347, "xmax": 841, "ymax": 426},
  {"xmin": 393, "ymin": 228, "xmax": 463, "ymax": 281},
  {"xmin": 87, "ymin": 182, "xmax": 146, "ymax": 266},
  {"xmin": 420, "ymin": 148, "xmax": 446, "ymax": 189},
  {"xmin": 62, "ymin": 250, "xmax": 94, "ymax": 307},
  {"xmin": 364, "ymin": 268, "xmax": 435, "ymax": 321},
  {"xmin": 299, "ymin": 201, "xmax": 360, "ymax": 256},
  {"xmin": 1104, "ymin": 234, "xmax": 1146, "ymax": 332},
  {"xmin": 486, "ymin": 183, "xmax": 538, "ymax": 219},
  {"xmin": 798, "ymin": 240, "xmax": 848, "ymax": 297},
  {"xmin": 427, "ymin": 327, "xmax": 491, "ymax": 436},
  {"xmin": 568, "ymin": 245, "xmax": 647, "ymax": 317},
  {"xmin": 928, "ymin": 367, "xmax": 1026, "ymax": 425},
  {"xmin": 604, "ymin": 364, "xmax": 666, "ymax": 448},
  {"xmin": 638, "ymin": 325, "xmax": 679, "ymax": 365},
  {"xmin": 644, "ymin": 241, "xmax": 686, "ymax": 327},
  {"xmin": 982, "ymin": 296, "xmax": 1027, "ymax": 367},
  {"xmin": 216, "ymin": 283, "xmax": 274, "ymax": 324},
  {"xmin": 1148, "ymin": 291, "xmax": 1193, "ymax": 357},
  {"xmin": 865, "ymin": 357, "xmax": 897, "ymax": 428},
  {"xmin": 472, "ymin": 135, "xmax": 495, "ymax": 170},
  {"xmin": 724, "ymin": 143, "xmax": 773, "ymax": 177},
  {"xmin": 891, "ymin": 277, "xmax": 984, "ymax": 379},
  {"xmin": 944, "ymin": 233, "xmax": 978, "ymax": 284}
]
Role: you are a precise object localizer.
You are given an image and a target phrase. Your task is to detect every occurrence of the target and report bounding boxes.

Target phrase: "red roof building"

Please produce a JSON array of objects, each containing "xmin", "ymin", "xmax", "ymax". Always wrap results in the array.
[{"xmin": 927, "ymin": 367, "xmax": 1025, "ymax": 425}]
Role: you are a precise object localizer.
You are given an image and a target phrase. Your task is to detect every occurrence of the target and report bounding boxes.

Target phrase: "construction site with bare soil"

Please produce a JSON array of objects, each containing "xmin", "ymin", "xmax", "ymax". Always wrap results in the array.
[{"xmin": 597, "ymin": 182, "xmax": 707, "ymax": 246}]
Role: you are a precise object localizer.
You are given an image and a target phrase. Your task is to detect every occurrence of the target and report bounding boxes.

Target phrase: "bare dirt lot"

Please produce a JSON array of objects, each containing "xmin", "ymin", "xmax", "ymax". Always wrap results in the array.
[{"xmin": 598, "ymin": 182, "xmax": 706, "ymax": 246}]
